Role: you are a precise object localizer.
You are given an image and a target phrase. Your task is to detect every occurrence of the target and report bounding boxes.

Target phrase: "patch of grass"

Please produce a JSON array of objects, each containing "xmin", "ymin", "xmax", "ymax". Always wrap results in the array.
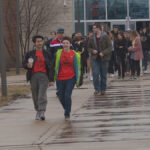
[
  {"xmin": 0, "ymin": 85, "xmax": 30, "ymax": 107},
  {"xmin": 7, "ymin": 68, "xmax": 26, "ymax": 76}
]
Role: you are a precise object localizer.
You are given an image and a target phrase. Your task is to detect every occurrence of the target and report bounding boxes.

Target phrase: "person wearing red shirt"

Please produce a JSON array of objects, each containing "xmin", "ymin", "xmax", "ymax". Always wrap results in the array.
[
  {"xmin": 23, "ymin": 35, "xmax": 54, "ymax": 121},
  {"xmin": 55, "ymin": 36, "xmax": 81, "ymax": 120}
]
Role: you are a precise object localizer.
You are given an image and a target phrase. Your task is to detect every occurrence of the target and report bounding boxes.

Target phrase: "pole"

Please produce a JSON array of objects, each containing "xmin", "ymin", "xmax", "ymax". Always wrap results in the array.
[
  {"xmin": 77, "ymin": 0, "xmax": 81, "ymax": 32},
  {"xmin": 16, "ymin": 0, "xmax": 20, "ymax": 74},
  {"xmin": 0, "ymin": 0, "xmax": 7, "ymax": 97},
  {"xmin": 126, "ymin": 0, "xmax": 130, "ymax": 31}
]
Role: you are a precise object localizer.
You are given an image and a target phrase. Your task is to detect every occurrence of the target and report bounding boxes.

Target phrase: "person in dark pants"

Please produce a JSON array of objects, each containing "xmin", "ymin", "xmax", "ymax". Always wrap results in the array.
[
  {"xmin": 107, "ymin": 31, "xmax": 117, "ymax": 76},
  {"xmin": 88, "ymin": 23, "xmax": 112, "ymax": 96},
  {"xmin": 23, "ymin": 35, "xmax": 54, "ymax": 120},
  {"xmin": 116, "ymin": 32, "xmax": 127, "ymax": 79},
  {"xmin": 140, "ymin": 27, "xmax": 150, "ymax": 73},
  {"xmin": 54, "ymin": 36, "xmax": 81, "ymax": 120},
  {"xmin": 128, "ymin": 31, "xmax": 143, "ymax": 79}
]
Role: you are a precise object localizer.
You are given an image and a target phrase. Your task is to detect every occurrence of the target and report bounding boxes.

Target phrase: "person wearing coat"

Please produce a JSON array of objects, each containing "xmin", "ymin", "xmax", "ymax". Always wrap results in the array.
[
  {"xmin": 88, "ymin": 23, "xmax": 112, "ymax": 95},
  {"xmin": 128, "ymin": 30, "xmax": 143, "ymax": 79},
  {"xmin": 23, "ymin": 35, "xmax": 54, "ymax": 120}
]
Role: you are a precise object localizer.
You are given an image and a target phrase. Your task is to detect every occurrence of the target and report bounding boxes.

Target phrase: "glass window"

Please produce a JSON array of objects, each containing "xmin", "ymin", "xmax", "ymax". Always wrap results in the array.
[
  {"xmin": 75, "ymin": 22, "xmax": 84, "ymax": 35},
  {"xmin": 107, "ymin": 0, "xmax": 127, "ymax": 19},
  {"xmin": 86, "ymin": 0, "xmax": 106, "ymax": 20},
  {"xmin": 129, "ymin": 0, "xmax": 149, "ymax": 19},
  {"xmin": 74, "ymin": 0, "xmax": 84, "ymax": 20}
]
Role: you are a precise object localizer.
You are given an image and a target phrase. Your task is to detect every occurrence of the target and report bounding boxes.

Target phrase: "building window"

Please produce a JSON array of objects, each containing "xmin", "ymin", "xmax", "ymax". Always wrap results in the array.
[
  {"xmin": 86, "ymin": 0, "xmax": 106, "ymax": 20},
  {"xmin": 107, "ymin": 0, "xmax": 127, "ymax": 19},
  {"xmin": 75, "ymin": 22, "xmax": 84, "ymax": 35},
  {"xmin": 74, "ymin": 0, "xmax": 84, "ymax": 20},
  {"xmin": 129, "ymin": 0, "xmax": 149, "ymax": 19}
]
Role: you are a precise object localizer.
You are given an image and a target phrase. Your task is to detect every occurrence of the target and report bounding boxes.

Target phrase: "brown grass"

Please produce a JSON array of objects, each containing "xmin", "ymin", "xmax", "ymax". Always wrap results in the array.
[
  {"xmin": 0, "ymin": 85, "xmax": 30, "ymax": 107},
  {"xmin": 7, "ymin": 68, "xmax": 26, "ymax": 76}
]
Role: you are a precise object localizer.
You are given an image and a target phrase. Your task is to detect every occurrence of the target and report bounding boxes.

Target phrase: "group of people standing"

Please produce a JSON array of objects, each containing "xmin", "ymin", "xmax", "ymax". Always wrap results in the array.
[
  {"xmin": 108, "ymin": 26, "xmax": 150, "ymax": 80},
  {"xmin": 23, "ymin": 23, "xmax": 149, "ymax": 121}
]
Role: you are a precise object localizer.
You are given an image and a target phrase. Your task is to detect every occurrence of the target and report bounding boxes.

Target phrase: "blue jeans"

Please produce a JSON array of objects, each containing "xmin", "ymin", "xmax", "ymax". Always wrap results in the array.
[
  {"xmin": 57, "ymin": 76, "xmax": 76, "ymax": 117},
  {"xmin": 143, "ymin": 50, "xmax": 149, "ymax": 71},
  {"xmin": 92, "ymin": 60, "xmax": 109, "ymax": 92}
]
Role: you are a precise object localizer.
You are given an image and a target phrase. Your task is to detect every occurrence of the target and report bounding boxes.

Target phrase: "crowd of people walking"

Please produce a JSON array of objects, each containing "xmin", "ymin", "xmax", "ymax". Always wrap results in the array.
[{"xmin": 23, "ymin": 22, "xmax": 150, "ymax": 121}]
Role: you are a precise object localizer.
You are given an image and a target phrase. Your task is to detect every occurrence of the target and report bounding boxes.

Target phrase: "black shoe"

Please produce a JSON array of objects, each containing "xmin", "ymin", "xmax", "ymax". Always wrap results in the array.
[
  {"xmin": 65, "ymin": 115, "xmax": 70, "ymax": 121},
  {"xmin": 56, "ymin": 91, "xmax": 59, "ymax": 97}
]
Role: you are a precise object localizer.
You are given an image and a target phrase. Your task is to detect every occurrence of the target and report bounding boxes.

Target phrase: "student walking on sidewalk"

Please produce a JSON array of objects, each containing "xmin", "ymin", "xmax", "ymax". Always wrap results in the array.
[
  {"xmin": 88, "ymin": 23, "xmax": 112, "ymax": 96},
  {"xmin": 23, "ymin": 35, "xmax": 54, "ymax": 120},
  {"xmin": 54, "ymin": 36, "xmax": 81, "ymax": 120}
]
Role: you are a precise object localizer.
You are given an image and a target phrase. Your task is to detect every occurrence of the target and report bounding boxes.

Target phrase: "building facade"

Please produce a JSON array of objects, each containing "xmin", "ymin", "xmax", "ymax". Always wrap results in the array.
[
  {"xmin": 74, "ymin": 0, "xmax": 150, "ymax": 35},
  {"xmin": 46, "ymin": 0, "xmax": 150, "ymax": 36}
]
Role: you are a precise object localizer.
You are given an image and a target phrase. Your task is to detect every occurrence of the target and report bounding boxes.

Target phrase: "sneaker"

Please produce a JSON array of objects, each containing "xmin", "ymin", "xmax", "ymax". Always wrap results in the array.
[
  {"xmin": 129, "ymin": 76, "xmax": 134, "ymax": 80},
  {"xmin": 65, "ymin": 115, "xmax": 70, "ymax": 121},
  {"xmin": 40, "ymin": 111, "xmax": 45, "ymax": 121},
  {"xmin": 101, "ymin": 91, "xmax": 105, "ymax": 96},
  {"xmin": 110, "ymin": 74, "xmax": 115, "ymax": 78},
  {"xmin": 35, "ymin": 112, "xmax": 40, "ymax": 120},
  {"xmin": 56, "ymin": 91, "xmax": 59, "ymax": 97},
  {"xmin": 114, "ymin": 72, "xmax": 118, "ymax": 77},
  {"xmin": 144, "ymin": 70, "xmax": 148, "ymax": 74},
  {"xmin": 94, "ymin": 91, "xmax": 100, "ymax": 96},
  {"xmin": 90, "ymin": 76, "xmax": 93, "ymax": 81}
]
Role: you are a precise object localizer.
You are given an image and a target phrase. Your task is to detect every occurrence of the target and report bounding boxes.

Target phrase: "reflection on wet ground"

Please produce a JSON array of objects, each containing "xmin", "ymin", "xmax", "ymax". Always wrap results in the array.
[{"xmin": 47, "ymin": 79, "xmax": 150, "ymax": 144}]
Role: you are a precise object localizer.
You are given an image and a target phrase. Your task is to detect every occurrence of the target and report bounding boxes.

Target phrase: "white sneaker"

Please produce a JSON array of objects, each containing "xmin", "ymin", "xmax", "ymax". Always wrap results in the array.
[
  {"xmin": 90, "ymin": 76, "xmax": 93, "ymax": 81},
  {"xmin": 114, "ymin": 72, "xmax": 118, "ymax": 77},
  {"xmin": 110, "ymin": 74, "xmax": 115, "ymax": 78},
  {"xmin": 35, "ymin": 112, "xmax": 40, "ymax": 120},
  {"xmin": 144, "ymin": 70, "xmax": 148, "ymax": 74}
]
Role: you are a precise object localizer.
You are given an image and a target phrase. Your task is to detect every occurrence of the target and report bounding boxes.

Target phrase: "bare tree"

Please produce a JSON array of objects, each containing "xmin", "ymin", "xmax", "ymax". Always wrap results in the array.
[
  {"xmin": 19, "ymin": 0, "xmax": 58, "ymax": 60},
  {"xmin": 4, "ymin": 0, "xmax": 17, "ymax": 67}
]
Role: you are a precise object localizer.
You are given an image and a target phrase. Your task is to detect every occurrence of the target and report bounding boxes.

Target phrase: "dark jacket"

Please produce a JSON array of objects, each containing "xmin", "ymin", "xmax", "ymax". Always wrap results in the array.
[
  {"xmin": 140, "ymin": 32, "xmax": 150, "ymax": 51},
  {"xmin": 116, "ymin": 38, "xmax": 127, "ymax": 59},
  {"xmin": 88, "ymin": 33, "xmax": 112, "ymax": 61},
  {"xmin": 50, "ymin": 38, "xmax": 63, "ymax": 57},
  {"xmin": 23, "ymin": 49, "xmax": 54, "ymax": 82}
]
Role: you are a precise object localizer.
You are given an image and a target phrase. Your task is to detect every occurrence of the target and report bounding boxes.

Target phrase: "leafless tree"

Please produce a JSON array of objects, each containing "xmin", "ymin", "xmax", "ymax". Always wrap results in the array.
[{"xmin": 19, "ymin": 0, "xmax": 58, "ymax": 60}]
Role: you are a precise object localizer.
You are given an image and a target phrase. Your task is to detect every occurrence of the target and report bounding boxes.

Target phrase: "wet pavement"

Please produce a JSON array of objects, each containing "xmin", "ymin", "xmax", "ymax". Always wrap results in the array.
[
  {"xmin": 1, "ymin": 75, "xmax": 150, "ymax": 149},
  {"xmin": 41, "ymin": 75, "xmax": 150, "ymax": 149},
  {"xmin": 45, "ymin": 78, "xmax": 150, "ymax": 144}
]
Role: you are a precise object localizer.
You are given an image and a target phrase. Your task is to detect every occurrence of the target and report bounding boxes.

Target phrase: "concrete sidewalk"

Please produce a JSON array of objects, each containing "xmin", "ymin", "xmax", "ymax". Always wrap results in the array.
[
  {"xmin": 0, "ymin": 78, "xmax": 94, "ymax": 149},
  {"xmin": 1, "ymin": 74, "xmax": 150, "ymax": 150}
]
